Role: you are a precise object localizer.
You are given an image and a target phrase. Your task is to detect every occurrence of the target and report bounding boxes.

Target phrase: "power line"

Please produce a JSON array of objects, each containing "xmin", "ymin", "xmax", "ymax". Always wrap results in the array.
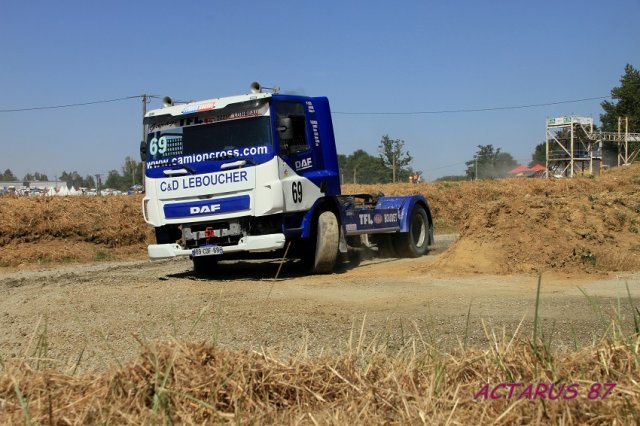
[
  {"xmin": 0, "ymin": 94, "xmax": 611, "ymax": 115},
  {"xmin": 0, "ymin": 96, "xmax": 142, "ymax": 113},
  {"xmin": 332, "ymin": 96, "xmax": 610, "ymax": 115}
]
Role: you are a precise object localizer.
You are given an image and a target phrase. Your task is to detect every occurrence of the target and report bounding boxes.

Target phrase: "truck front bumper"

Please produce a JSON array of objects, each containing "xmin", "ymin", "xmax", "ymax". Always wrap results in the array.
[{"xmin": 148, "ymin": 233, "xmax": 287, "ymax": 260}]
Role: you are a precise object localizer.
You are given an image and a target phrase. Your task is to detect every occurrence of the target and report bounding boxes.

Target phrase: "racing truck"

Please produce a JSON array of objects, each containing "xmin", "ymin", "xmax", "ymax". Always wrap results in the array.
[{"xmin": 140, "ymin": 83, "xmax": 433, "ymax": 274}]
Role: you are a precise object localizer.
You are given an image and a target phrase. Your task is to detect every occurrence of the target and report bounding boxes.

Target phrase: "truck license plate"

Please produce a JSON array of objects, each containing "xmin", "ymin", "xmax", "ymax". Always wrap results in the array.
[{"xmin": 191, "ymin": 246, "xmax": 223, "ymax": 257}]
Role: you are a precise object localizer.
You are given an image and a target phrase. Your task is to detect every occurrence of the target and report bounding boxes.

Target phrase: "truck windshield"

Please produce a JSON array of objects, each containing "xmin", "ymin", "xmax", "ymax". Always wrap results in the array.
[{"xmin": 146, "ymin": 115, "xmax": 272, "ymax": 167}]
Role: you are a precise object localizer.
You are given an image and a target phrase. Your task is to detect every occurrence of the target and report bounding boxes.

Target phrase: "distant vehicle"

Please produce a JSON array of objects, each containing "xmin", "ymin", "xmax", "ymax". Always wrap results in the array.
[{"xmin": 129, "ymin": 184, "xmax": 144, "ymax": 195}]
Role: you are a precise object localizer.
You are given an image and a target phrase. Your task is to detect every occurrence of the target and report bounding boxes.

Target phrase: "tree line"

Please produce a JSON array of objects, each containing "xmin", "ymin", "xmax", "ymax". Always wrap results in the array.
[
  {"xmin": 0, "ymin": 169, "xmax": 54, "ymax": 184},
  {"xmin": 0, "ymin": 156, "xmax": 143, "ymax": 192},
  {"xmin": 338, "ymin": 135, "xmax": 415, "ymax": 184}
]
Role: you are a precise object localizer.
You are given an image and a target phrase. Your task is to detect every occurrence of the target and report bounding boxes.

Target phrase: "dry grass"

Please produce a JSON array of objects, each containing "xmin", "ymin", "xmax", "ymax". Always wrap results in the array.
[
  {"xmin": 0, "ymin": 196, "xmax": 153, "ymax": 266},
  {"xmin": 1, "ymin": 327, "xmax": 638, "ymax": 424},
  {"xmin": 2, "ymin": 273, "xmax": 640, "ymax": 425}
]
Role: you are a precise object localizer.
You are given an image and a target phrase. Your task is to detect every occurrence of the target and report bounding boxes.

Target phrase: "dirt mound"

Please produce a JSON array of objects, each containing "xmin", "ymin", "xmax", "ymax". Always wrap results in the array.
[
  {"xmin": 346, "ymin": 165, "xmax": 640, "ymax": 275},
  {"xmin": 1, "ymin": 339, "xmax": 638, "ymax": 424},
  {"xmin": 431, "ymin": 192, "xmax": 640, "ymax": 275},
  {"xmin": 1, "ymin": 165, "xmax": 638, "ymax": 273},
  {"xmin": 0, "ymin": 196, "xmax": 153, "ymax": 267},
  {"xmin": 430, "ymin": 168, "xmax": 640, "ymax": 275}
]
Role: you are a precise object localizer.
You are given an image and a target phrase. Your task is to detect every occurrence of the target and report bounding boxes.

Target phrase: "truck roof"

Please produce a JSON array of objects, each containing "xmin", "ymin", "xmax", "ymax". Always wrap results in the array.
[{"xmin": 145, "ymin": 92, "xmax": 272, "ymax": 119}]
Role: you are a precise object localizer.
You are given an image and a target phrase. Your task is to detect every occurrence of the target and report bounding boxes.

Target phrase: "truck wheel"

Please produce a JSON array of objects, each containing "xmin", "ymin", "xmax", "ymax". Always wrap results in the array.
[
  {"xmin": 193, "ymin": 256, "xmax": 218, "ymax": 276},
  {"xmin": 395, "ymin": 204, "xmax": 429, "ymax": 258},
  {"xmin": 310, "ymin": 211, "xmax": 339, "ymax": 274}
]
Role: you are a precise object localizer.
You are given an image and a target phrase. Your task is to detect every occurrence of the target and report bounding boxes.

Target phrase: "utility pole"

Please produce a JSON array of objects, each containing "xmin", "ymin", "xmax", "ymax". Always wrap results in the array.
[
  {"xmin": 475, "ymin": 156, "xmax": 478, "ymax": 181},
  {"xmin": 625, "ymin": 116, "xmax": 629, "ymax": 166},
  {"xmin": 392, "ymin": 153, "xmax": 396, "ymax": 183},
  {"xmin": 474, "ymin": 153, "xmax": 488, "ymax": 181},
  {"xmin": 141, "ymin": 94, "xmax": 147, "ymax": 191}
]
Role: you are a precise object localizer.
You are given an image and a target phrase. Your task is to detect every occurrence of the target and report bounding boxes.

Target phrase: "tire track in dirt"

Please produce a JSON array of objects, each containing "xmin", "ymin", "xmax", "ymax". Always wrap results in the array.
[{"xmin": 1, "ymin": 233, "xmax": 638, "ymax": 374}]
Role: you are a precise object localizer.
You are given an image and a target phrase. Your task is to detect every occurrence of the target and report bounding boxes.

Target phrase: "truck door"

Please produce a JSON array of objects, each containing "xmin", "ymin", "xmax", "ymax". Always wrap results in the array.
[{"xmin": 274, "ymin": 100, "xmax": 323, "ymax": 212}]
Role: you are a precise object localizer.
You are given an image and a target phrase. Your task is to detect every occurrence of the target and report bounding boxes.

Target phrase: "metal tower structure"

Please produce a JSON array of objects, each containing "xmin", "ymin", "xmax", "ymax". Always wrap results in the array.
[
  {"xmin": 546, "ymin": 116, "xmax": 597, "ymax": 178},
  {"xmin": 545, "ymin": 116, "xmax": 640, "ymax": 178}
]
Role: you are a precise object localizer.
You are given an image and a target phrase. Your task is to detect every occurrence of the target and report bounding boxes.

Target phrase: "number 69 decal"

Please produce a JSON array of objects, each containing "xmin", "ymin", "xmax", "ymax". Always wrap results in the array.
[{"xmin": 292, "ymin": 181, "xmax": 303, "ymax": 203}]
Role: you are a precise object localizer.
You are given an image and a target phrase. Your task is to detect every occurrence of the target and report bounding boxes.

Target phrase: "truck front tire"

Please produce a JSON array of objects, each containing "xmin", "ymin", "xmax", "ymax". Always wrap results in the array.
[
  {"xmin": 310, "ymin": 210, "xmax": 339, "ymax": 274},
  {"xmin": 395, "ymin": 204, "xmax": 429, "ymax": 258}
]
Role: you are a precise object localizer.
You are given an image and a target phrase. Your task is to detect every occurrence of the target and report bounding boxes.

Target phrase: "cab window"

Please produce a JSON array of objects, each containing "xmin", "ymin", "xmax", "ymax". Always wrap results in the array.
[{"xmin": 276, "ymin": 102, "xmax": 309, "ymax": 155}]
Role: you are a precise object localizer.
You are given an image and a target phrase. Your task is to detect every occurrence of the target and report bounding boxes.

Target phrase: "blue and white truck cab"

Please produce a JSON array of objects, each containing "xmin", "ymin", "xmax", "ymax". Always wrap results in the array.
[{"xmin": 141, "ymin": 83, "xmax": 433, "ymax": 274}]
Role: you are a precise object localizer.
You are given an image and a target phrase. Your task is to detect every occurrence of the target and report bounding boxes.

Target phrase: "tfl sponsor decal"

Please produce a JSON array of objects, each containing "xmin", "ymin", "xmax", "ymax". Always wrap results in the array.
[
  {"xmin": 359, "ymin": 212, "xmax": 399, "ymax": 225},
  {"xmin": 384, "ymin": 213, "xmax": 398, "ymax": 222}
]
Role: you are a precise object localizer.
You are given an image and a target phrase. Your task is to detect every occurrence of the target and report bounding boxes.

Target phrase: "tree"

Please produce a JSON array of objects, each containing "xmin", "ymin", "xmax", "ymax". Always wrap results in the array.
[
  {"xmin": 84, "ymin": 175, "xmax": 95, "ymax": 189},
  {"xmin": 337, "ymin": 154, "xmax": 348, "ymax": 182},
  {"xmin": 104, "ymin": 169, "xmax": 125, "ymax": 190},
  {"xmin": 350, "ymin": 149, "xmax": 387, "ymax": 184},
  {"xmin": 378, "ymin": 135, "xmax": 412, "ymax": 183},
  {"xmin": 600, "ymin": 64, "xmax": 640, "ymax": 132},
  {"xmin": 600, "ymin": 64, "xmax": 640, "ymax": 163},
  {"xmin": 1, "ymin": 169, "xmax": 17, "ymax": 181},
  {"xmin": 23, "ymin": 172, "xmax": 49, "ymax": 181},
  {"xmin": 59, "ymin": 171, "xmax": 84, "ymax": 189},
  {"xmin": 339, "ymin": 149, "xmax": 393, "ymax": 184},
  {"xmin": 529, "ymin": 142, "xmax": 546, "ymax": 166},
  {"xmin": 121, "ymin": 156, "xmax": 143, "ymax": 188},
  {"xmin": 465, "ymin": 145, "xmax": 517, "ymax": 179},
  {"xmin": 102, "ymin": 157, "xmax": 143, "ymax": 191}
]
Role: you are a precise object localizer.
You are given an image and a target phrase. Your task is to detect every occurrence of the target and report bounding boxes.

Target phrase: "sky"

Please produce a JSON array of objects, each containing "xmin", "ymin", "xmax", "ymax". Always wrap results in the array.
[{"xmin": 1, "ymin": 0, "xmax": 639, "ymax": 182}]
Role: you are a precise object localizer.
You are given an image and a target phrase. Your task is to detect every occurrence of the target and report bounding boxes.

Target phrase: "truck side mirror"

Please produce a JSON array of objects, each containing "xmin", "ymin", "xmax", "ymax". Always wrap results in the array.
[
  {"xmin": 140, "ymin": 140, "xmax": 147, "ymax": 162},
  {"xmin": 277, "ymin": 117, "xmax": 293, "ymax": 141}
]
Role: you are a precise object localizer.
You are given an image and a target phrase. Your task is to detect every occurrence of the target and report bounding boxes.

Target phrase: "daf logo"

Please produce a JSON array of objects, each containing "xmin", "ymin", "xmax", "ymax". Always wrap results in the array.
[
  {"xmin": 295, "ymin": 158, "xmax": 313, "ymax": 170},
  {"xmin": 190, "ymin": 204, "xmax": 221, "ymax": 214}
]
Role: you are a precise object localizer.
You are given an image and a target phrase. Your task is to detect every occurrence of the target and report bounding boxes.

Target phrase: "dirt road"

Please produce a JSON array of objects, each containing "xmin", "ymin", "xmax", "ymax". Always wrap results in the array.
[{"xmin": 1, "ymin": 235, "xmax": 639, "ymax": 374}]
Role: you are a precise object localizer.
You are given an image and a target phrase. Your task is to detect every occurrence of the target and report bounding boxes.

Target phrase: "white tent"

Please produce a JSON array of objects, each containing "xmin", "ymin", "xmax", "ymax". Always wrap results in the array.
[
  {"xmin": 57, "ymin": 185, "xmax": 70, "ymax": 196},
  {"xmin": 69, "ymin": 186, "xmax": 80, "ymax": 196},
  {"xmin": 46, "ymin": 187, "xmax": 56, "ymax": 196}
]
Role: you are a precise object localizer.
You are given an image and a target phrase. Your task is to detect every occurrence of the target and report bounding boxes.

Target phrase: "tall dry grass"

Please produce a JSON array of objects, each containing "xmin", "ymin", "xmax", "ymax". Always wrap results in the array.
[
  {"xmin": 2, "ymin": 279, "xmax": 639, "ymax": 425},
  {"xmin": 2, "ymin": 332, "xmax": 638, "ymax": 424},
  {"xmin": 0, "ymin": 196, "xmax": 153, "ymax": 266}
]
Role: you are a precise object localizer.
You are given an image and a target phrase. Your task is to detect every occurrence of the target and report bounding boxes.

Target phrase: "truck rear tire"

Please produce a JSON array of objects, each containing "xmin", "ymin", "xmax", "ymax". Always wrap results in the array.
[
  {"xmin": 310, "ymin": 210, "xmax": 339, "ymax": 274},
  {"xmin": 395, "ymin": 204, "xmax": 429, "ymax": 258}
]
